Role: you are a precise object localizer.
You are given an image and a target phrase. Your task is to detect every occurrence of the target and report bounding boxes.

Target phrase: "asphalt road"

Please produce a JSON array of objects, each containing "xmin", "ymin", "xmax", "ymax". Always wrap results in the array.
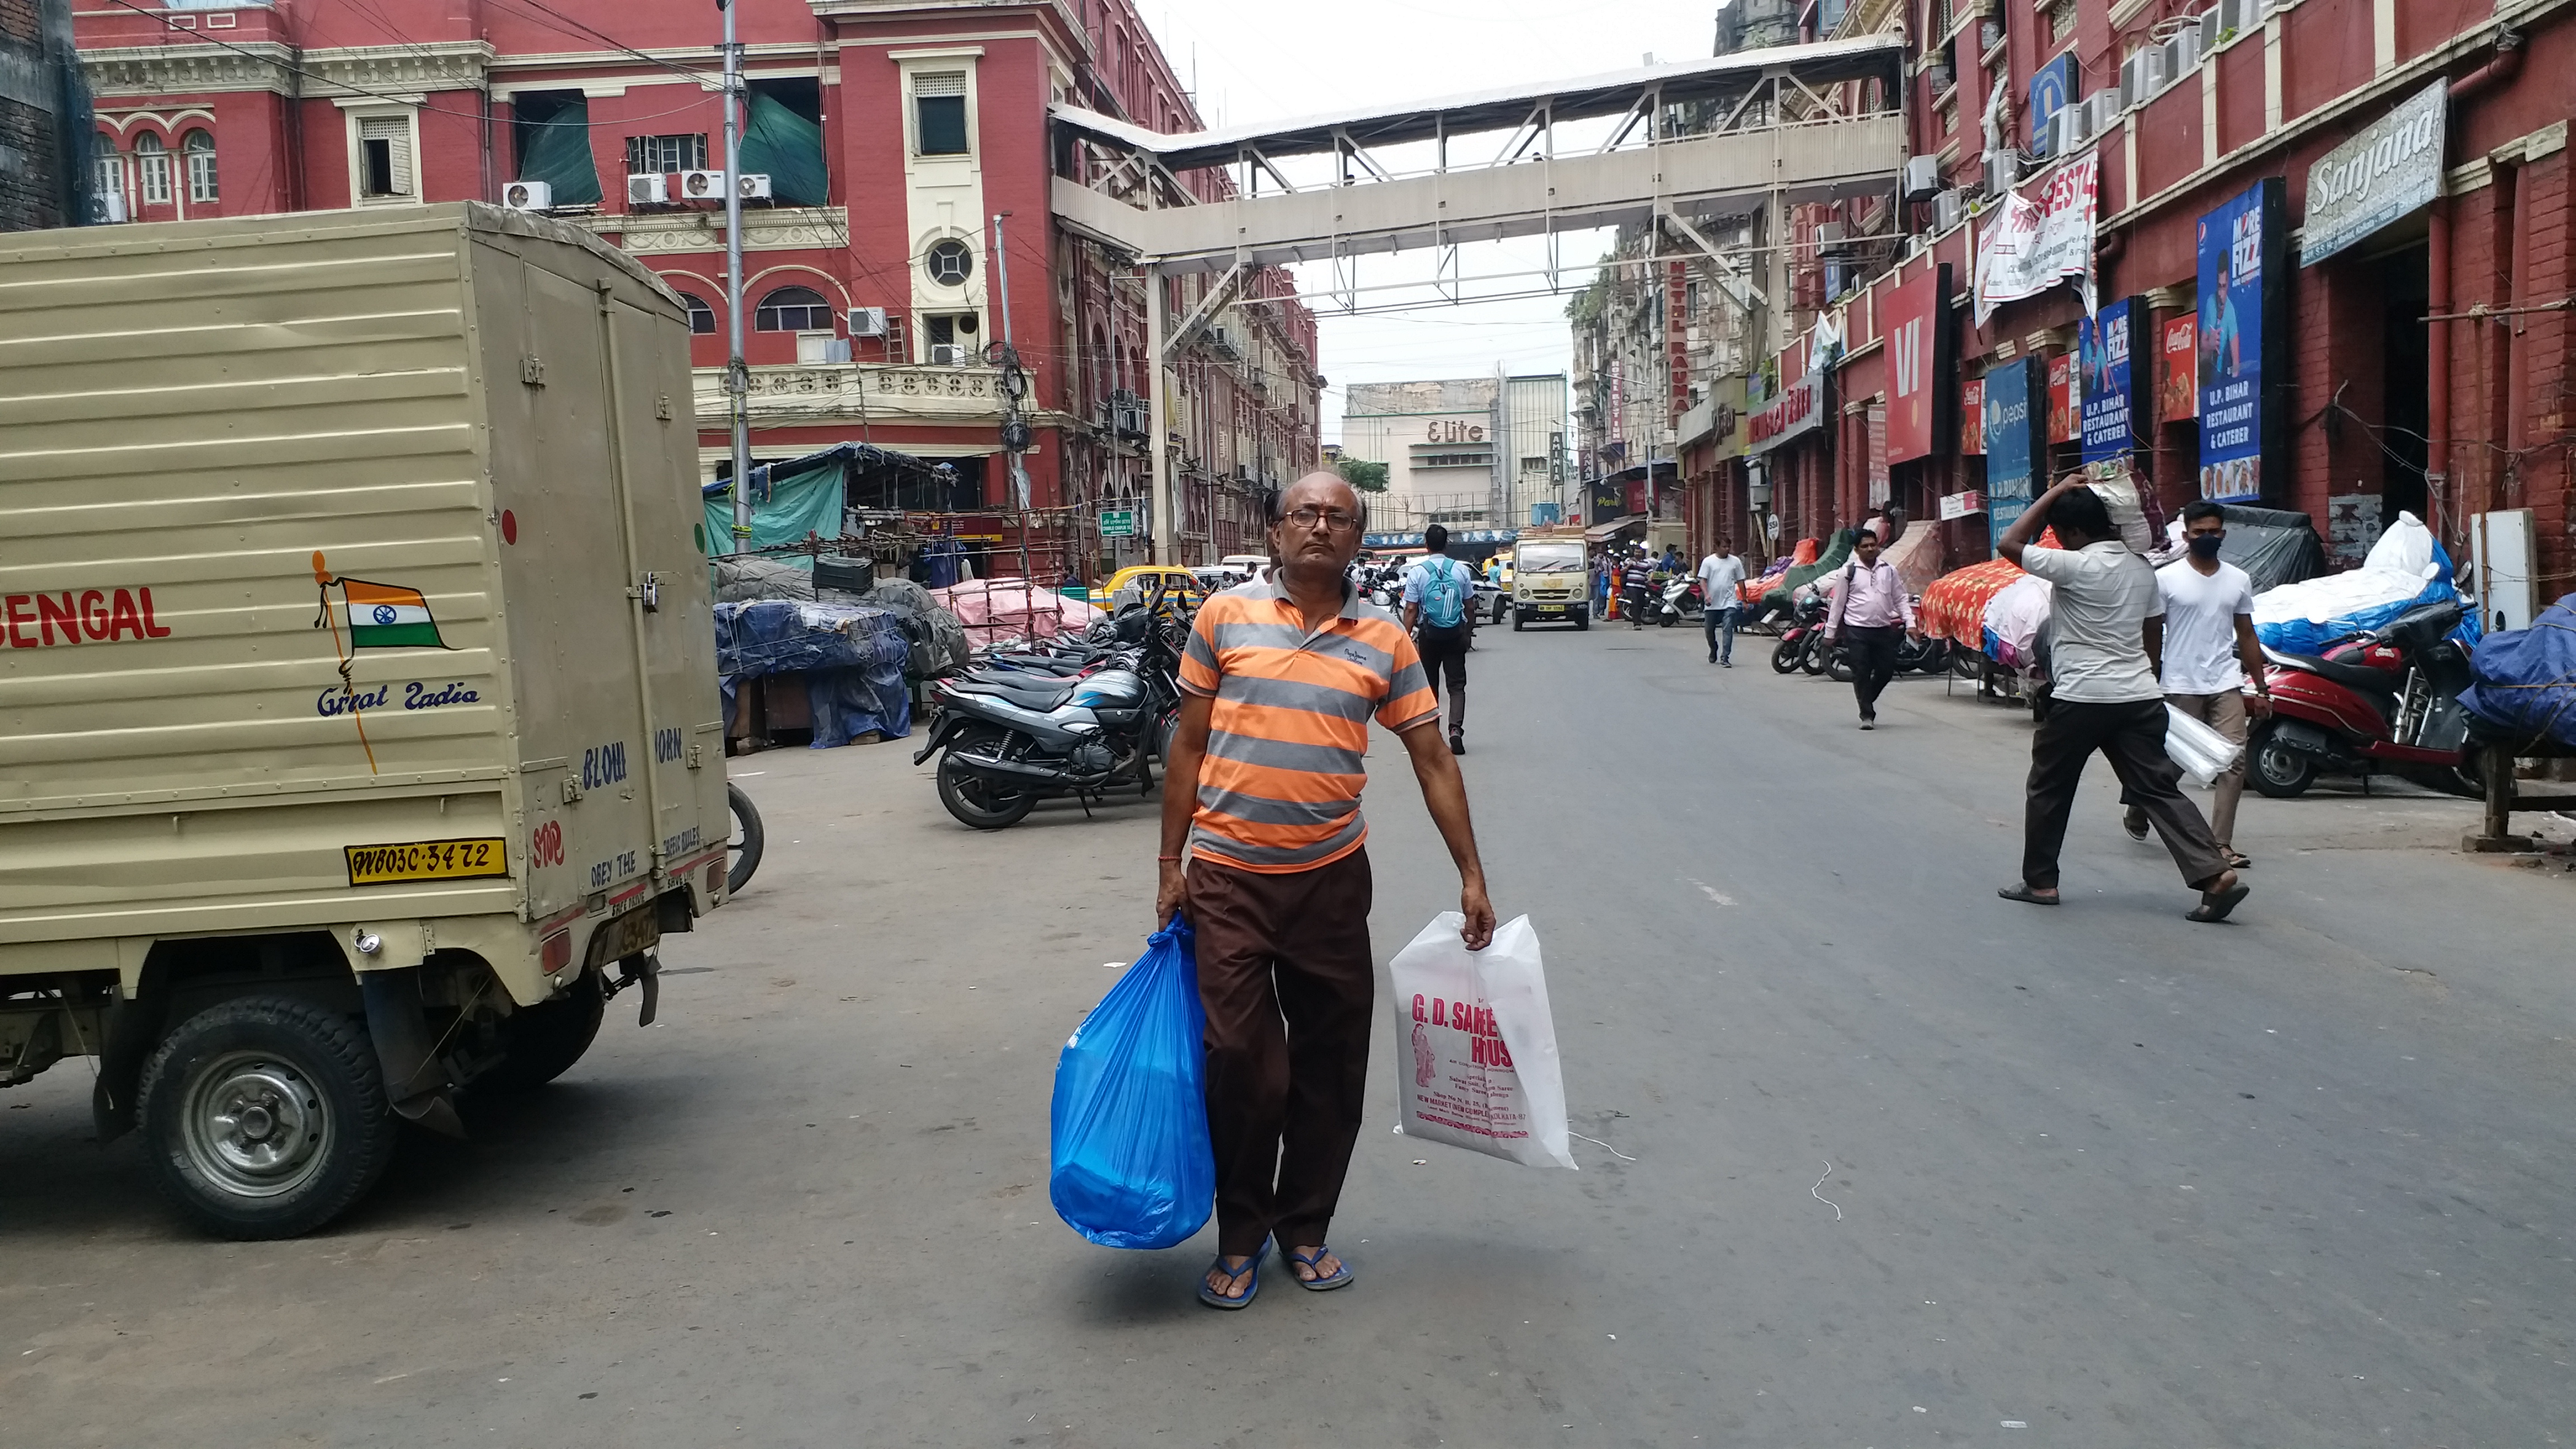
[{"xmin": 6, "ymin": 615, "xmax": 2575, "ymax": 1448}]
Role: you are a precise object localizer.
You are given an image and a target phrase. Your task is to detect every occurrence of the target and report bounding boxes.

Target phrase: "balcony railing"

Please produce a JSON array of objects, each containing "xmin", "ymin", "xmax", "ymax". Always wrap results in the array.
[{"xmin": 691, "ymin": 361, "xmax": 1006, "ymax": 425}]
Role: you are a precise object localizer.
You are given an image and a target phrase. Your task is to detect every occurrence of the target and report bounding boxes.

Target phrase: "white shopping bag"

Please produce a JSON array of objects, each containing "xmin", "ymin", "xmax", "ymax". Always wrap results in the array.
[
  {"xmin": 2164, "ymin": 702, "xmax": 2243, "ymax": 789},
  {"xmin": 1386, "ymin": 913, "xmax": 1576, "ymax": 1170}
]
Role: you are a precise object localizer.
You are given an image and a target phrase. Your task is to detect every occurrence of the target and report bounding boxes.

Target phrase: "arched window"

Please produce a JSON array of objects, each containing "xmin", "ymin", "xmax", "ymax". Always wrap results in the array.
[
  {"xmin": 753, "ymin": 285, "xmax": 832, "ymax": 332},
  {"xmin": 93, "ymin": 141, "xmax": 127, "ymax": 220},
  {"xmin": 678, "ymin": 292, "xmax": 718, "ymax": 335},
  {"xmin": 182, "ymin": 130, "xmax": 219, "ymax": 204},
  {"xmin": 134, "ymin": 132, "xmax": 171, "ymax": 205}
]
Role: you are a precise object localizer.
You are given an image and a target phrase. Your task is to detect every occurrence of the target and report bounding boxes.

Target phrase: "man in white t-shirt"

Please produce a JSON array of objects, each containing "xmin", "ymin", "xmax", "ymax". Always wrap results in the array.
[
  {"xmin": 1695, "ymin": 537, "xmax": 1748, "ymax": 666},
  {"xmin": 2122, "ymin": 501, "xmax": 2271, "ymax": 866},
  {"xmin": 1995, "ymin": 479, "xmax": 2246, "ymax": 922}
]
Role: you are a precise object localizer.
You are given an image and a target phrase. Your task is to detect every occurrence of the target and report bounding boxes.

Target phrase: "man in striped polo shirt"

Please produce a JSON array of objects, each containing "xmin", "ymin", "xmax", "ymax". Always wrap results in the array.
[{"xmin": 1158, "ymin": 472, "xmax": 1496, "ymax": 1309}]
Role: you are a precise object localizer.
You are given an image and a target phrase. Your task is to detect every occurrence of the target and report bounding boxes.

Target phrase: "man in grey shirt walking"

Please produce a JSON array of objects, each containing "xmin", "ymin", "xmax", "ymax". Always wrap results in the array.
[{"xmin": 1994, "ymin": 479, "xmax": 2248, "ymax": 922}]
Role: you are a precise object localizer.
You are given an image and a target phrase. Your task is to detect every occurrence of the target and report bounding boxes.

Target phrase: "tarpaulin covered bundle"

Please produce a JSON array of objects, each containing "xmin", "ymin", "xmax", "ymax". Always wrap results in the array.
[
  {"xmin": 1758, "ymin": 529, "xmax": 1855, "ymax": 613},
  {"xmin": 864, "ymin": 578, "xmax": 972, "ymax": 678},
  {"xmin": 713, "ymin": 556, "xmax": 816, "ymax": 603},
  {"xmin": 714, "ymin": 600, "xmax": 912, "ymax": 746},
  {"xmin": 935, "ymin": 579, "xmax": 1106, "ymax": 648},
  {"xmin": 2459, "ymin": 594, "xmax": 2576, "ymax": 750},
  {"xmin": 2252, "ymin": 512, "xmax": 2475, "ymax": 655},
  {"xmin": 1735, "ymin": 552, "xmax": 1796, "ymax": 606},
  {"xmin": 2214, "ymin": 505, "xmax": 2326, "ymax": 592},
  {"xmin": 1050, "ymin": 919, "xmax": 1214, "ymax": 1250}
]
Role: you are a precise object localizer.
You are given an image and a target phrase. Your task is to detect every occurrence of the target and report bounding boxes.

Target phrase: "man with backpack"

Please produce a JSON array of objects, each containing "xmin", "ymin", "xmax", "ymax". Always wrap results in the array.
[{"xmin": 1403, "ymin": 524, "xmax": 1475, "ymax": 755}]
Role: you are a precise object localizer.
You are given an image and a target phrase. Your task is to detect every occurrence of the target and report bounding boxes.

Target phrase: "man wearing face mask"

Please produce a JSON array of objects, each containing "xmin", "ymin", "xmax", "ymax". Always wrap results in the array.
[{"xmin": 2124, "ymin": 501, "xmax": 2271, "ymax": 869}]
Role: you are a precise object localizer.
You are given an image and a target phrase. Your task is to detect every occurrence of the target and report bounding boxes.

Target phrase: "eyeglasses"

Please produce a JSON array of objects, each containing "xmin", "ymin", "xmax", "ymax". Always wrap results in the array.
[{"xmin": 1282, "ymin": 506, "xmax": 1361, "ymax": 533}]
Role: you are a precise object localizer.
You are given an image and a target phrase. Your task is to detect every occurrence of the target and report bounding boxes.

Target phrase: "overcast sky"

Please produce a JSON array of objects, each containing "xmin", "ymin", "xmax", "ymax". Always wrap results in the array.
[{"xmin": 1142, "ymin": 0, "xmax": 1725, "ymax": 441}]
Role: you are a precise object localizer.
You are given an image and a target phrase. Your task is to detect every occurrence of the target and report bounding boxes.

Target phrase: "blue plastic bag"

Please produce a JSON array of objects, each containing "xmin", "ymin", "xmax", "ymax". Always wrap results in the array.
[{"xmin": 1049, "ymin": 917, "xmax": 1213, "ymax": 1249}]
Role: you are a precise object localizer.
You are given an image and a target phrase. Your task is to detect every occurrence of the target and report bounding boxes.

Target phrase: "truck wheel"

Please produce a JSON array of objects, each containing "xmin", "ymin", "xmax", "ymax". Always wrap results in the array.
[
  {"xmin": 1512, "ymin": 610, "xmax": 1526, "ymax": 632},
  {"xmin": 477, "ymin": 968, "xmax": 606, "ymax": 1092},
  {"xmin": 726, "ymin": 783, "xmax": 764, "ymax": 893},
  {"xmin": 135, "ymin": 996, "xmax": 399, "ymax": 1240},
  {"xmin": 1574, "ymin": 610, "xmax": 1589, "ymax": 632}
]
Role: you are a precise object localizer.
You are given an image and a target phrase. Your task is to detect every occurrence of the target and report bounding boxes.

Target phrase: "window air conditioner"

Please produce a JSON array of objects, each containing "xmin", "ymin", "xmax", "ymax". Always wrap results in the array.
[
  {"xmin": 2118, "ymin": 51, "xmax": 2151, "ymax": 108},
  {"xmin": 1983, "ymin": 149, "xmax": 2018, "ymax": 198},
  {"xmin": 1815, "ymin": 220, "xmax": 1852, "ymax": 255},
  {"xmin": 847, "ymin": 306, "xmax": 888, "ymax": 338},
  {"xmin": 678, "ymin": 169, "xmax": 727, "ymax": 201},
  {"xmin": 626, "ymin": 173, "xmax": 668, "ymax": 206},
  {"xmin": 1933, "ymin": 188, "xmax": 1963, "ymax": 234},
  {"xmin": 1901, "ymin": 154, "xmax": 1942, "ymax": 201},
  {"xmin": 2220, "ymin": 0, "xmax": 2264, "ymax": 35},
  {"xmin": 2165, "ymin": 30, "xmax": 2202, "ymax": 78},
  {"xmin": 2051, "ymin": 106, "xmax": 2090, "ymax": 156},
  {"xmin": 736, "ymin": 173, "xmax": 773, "ymax": 201},
  {"xmin": 2196, "ymin": 6, "xmax": 2224, "ymax": 51},
  {"xmin": 929, "ymin": 343, "xmax": 970, "ymax": 365},
  {"xmin": 502, "ymin": 180, "xmax": 553, "ymax": 211},
  {"xmin": 2083, "ymin": 92, "xmax": 2120, "ymax": 136}
]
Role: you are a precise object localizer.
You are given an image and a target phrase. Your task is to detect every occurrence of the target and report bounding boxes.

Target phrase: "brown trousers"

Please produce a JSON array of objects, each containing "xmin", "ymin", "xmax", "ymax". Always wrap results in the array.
[
  {"xmin": 1185, "ymin": 848, "xmax": 1375, "ymax": 1257},
  {"xmin": 2025, "ymin": 697, "xmax": 2229, "ymax": 891}
]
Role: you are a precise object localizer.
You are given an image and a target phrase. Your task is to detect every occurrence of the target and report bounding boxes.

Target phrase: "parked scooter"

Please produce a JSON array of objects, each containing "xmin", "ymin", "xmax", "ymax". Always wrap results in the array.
[
  {"xmin": 911, "ymin": 592, "xmax": 1188, "ymax": 828},
  {"xmin": 2247, "ymin": 599, "xmax": 2483, "ymax": 798},
  {"xmin": 1637, "ymin": 574, "xmax": 1699, "ymax": 628}
]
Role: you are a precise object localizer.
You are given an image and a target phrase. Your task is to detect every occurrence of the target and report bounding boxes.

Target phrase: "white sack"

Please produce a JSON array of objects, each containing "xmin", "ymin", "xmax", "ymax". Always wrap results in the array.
[{"xmin": 1388, "ymin": 913, "xmax": 1575, "ymax": 1170}]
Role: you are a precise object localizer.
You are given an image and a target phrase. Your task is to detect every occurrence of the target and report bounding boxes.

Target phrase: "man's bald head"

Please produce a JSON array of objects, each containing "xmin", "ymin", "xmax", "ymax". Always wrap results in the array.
[
  {"xmin": 1271, "ymin": 471, "xmax": 1367, "ymax": 580},
  {"xmin": 1280, "ymin": 471, "xmax": 1361, "ymax": 517}
]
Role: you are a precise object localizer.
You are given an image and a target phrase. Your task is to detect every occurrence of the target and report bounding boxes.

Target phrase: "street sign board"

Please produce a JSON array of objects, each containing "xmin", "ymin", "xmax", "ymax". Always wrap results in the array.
[{"xmin": 1098, "ymin": 508, "xmax": 1139, "ymax": 537}]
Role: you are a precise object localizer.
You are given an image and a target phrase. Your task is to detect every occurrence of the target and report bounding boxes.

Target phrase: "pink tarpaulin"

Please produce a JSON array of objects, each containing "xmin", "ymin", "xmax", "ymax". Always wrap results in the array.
[{"xmin": 932, "ymin": 579, "xmax": 1105, "ymax": 645}]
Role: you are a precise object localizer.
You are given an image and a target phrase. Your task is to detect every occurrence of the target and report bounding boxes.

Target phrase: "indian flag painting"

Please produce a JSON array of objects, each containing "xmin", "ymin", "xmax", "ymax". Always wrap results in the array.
[
  {"xmin": 342, "ymin": 579, "xmax": 447, "ymax": 649},
  {"xmin": 309, "ymin": 551, "xmax": 449, "ymax": 774}
]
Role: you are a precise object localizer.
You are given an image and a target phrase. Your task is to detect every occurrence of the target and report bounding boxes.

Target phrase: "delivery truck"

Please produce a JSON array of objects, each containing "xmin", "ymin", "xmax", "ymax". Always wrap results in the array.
[{"xmin": 0, "ymin": 203, "xmax": 731, "ymax": 1237}]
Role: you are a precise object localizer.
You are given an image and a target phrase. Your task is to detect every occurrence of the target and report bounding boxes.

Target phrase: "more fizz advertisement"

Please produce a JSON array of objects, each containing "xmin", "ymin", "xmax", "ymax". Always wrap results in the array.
[
  {"xmin": 2080, "ymin": 296, "xmax": 2146, "ymax": 464},
  {"xmin": 2196, "ymin": 178, "xmax": 2286, "ymax": 502}
]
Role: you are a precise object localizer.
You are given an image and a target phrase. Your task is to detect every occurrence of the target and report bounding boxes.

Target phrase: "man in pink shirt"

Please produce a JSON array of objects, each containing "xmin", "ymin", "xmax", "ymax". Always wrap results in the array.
[{"xmin": 1823, "ymin": 527, "xmax": 1917, "ymax": 730}]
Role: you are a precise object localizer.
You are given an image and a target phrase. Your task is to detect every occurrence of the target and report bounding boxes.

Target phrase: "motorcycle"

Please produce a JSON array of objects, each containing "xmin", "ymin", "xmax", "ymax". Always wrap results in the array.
[
  {"xmin": 2247, "ymin": 598, "xmax": 2484, "ymax": 799},
  {"xmin": 1770, "ymin": 593, "xmax": 1831, "ymax": 674},
  {"xmin": 911, "ymin": 594, "xmax": 1188, "ymax": 830},
  {"xmin": 1825, "ymin": 619, "xmax": 1950, "ymax": 681}
]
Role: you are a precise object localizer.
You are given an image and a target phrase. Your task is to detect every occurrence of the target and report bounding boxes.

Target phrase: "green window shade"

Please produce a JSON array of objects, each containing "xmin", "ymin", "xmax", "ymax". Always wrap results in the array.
[
  {"xmin": 741, "ymin": 92, "xmax": 828, "ymax": 206},
  {"xmin": 517, "ymin": 97, "xmax": 602, "ymax": 205}
]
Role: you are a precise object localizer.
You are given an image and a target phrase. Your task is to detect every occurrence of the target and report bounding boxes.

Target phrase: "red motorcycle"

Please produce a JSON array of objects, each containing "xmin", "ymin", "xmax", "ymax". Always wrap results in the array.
[{"xmin": 2248, "ymin": 598, "xmax": 2484, "ymax": 799}]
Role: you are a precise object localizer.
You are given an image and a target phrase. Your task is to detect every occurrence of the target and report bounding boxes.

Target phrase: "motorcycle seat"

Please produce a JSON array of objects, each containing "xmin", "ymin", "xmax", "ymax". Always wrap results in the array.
[
  {"xmin": 949, "ymin": 674, "xmax": 1080, "ymax": 709},
  {"xmin": 2271, "ymin": 649, "xmax": 2396, "ymax": 695}
]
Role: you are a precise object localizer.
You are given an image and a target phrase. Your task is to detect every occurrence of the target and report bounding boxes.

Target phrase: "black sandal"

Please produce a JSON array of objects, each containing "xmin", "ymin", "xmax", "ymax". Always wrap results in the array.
[{"xmin": 2187, "ymin": 882, "xmax": 2251, "ymax": 924}]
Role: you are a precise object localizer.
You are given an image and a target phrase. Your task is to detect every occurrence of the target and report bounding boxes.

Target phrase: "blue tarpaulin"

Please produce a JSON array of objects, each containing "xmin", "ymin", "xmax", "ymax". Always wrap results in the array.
[
  {"xmin": 716, "ymin": 600, "xmax": 911, "ymax": 746},
  {"xmin": 2459, "ymin": 594, "xmax": 2576, "ymax": 751}
]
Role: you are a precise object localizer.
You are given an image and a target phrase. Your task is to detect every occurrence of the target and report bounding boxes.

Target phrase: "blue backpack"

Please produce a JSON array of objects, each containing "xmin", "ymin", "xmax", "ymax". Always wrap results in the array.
[{"xmin": 1419, "ymin": 557, "xmax": 1468, "ymax": 629}]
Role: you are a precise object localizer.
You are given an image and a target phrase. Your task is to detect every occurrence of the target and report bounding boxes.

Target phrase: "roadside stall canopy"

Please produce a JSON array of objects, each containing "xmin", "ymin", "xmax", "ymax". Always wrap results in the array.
[
  {"xmin": 1584, "ymin": 514, "xmax": 1649, "ymax": 544},
  {"xmin": 701, "ymin": 442, "xmax": 943, "ymax": 564},
  {"xmin": 1919, "ymin": 529, "xmax": 2065, "ymax": 648}
]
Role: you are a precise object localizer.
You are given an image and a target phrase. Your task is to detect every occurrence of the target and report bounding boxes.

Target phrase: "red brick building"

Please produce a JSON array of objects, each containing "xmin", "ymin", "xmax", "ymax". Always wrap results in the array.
[
  {"xmin": 73, "ymin": 0, "xmax": 1323, "ymax": 571},
  {"xmin": 1685, "ymin": 0, "xmax": 2572, "ymax": 606}
]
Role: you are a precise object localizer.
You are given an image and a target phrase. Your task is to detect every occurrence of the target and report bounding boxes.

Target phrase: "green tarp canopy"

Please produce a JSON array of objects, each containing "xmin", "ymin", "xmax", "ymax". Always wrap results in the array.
[
  {"xmin": 701, "ymin": 455, "xmax": 845, "ymax": 566},
  {"xmin": 741, "ymin": 92, "xmax": 827, "ymax": 207},
  {"xmin": 515, "ymin": 96, "xmax": 602, "ymax": 206}
]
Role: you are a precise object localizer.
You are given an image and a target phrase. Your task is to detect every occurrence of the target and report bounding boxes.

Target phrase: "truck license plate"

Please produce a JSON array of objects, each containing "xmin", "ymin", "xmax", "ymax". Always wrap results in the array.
[
  {"xmin": 344, "ymin": 837, "xmax": 509, "ymax": 887},
  {"xmin": 584, "ymin": 899, "xmax": 661, "ymax": 968}
]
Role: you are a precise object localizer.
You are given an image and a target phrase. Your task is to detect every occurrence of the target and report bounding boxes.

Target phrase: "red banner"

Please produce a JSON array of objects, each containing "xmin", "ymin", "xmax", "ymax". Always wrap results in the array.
[
  {"xmin": 2160, "ymin": 315, "xmax": 2199, "ymax": 422},
  {"xmin": 2048, "ymin": 353, "xmax": 2078, "ymax": 443},
  {"xmin": 1961, "ymin": 376, "xmax": 1986, "ymax": 455},
  {"xmin": 1884, "ymin": 264, "xmax": 1948, "ymax": 463}
]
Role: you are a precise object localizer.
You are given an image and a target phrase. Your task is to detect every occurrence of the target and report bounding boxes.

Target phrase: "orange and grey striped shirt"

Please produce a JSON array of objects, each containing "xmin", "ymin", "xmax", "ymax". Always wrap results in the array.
[{"xmin": 1177, "ymin": 575, "xmax": 1439, "ymax": 873}]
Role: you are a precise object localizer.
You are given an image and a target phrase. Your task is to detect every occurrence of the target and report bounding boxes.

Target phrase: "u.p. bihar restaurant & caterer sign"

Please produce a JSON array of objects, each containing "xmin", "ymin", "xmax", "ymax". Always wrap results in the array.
[{"xmin": 1746, "ymin": 368, "xmax": 1825, "ymax": 454}]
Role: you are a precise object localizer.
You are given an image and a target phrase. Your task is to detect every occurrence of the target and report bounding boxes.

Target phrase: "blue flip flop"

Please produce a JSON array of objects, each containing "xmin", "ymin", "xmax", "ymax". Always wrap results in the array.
[
  {"xmin": 1282, "ymin": 1244, "xmax": 1355, "ymax": 1291},
  {"xmin": 1198, "ymin": 1244, "xmax": 1265, "ymax": 1310}
]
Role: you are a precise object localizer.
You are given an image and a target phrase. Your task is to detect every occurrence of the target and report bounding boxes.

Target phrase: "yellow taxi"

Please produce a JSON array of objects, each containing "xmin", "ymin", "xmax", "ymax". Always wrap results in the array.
[{"xmin": 1100, "ymin": 565, "xmax": 1207, "ymax": 611}]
